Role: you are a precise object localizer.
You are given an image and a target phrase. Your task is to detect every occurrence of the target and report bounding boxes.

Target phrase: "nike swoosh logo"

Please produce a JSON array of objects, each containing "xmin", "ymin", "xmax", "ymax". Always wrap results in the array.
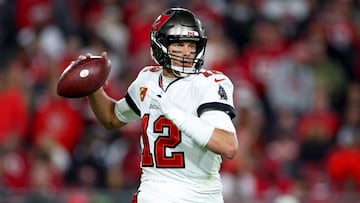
[{"xmin": 214, "ymin": 78, "xmax": 225, "ymax": 82}]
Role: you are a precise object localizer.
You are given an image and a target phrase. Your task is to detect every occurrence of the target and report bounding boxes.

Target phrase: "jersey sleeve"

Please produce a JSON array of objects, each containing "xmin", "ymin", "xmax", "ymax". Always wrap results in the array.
[
  {"xmin": 114, "ymin": 98, "xmax": 140, "ymax": 123},
  {"xmin": 121, "ymin": 66, "xmax": 162, "ymax": 117},
  {"xmin": 118, "ymin": 67, "xmax": 148, "ymax": 118},
  {"xmin": 196, "ymin": 71, "xmax": 236, "ymax": 119}
]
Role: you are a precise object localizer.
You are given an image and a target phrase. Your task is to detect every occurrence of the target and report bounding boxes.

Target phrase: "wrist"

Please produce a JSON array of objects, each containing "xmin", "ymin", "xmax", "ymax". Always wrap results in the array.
[
  {"xmin": 166, "ymin": 108, "xmax": 214, "ymax": 147},
  {"xmin": 179, "ymin": 116, "xmax": 214, "ymax": 147},
  {"xmin": 88, "ymin": 87, "xmax": 104, "ymax": 98}
]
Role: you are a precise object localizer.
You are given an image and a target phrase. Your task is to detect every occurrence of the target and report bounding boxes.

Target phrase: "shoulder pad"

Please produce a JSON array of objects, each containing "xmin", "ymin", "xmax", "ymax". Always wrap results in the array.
[
  {"xmin": 197, "ymin": 70, "xmax": 231, "ymax": 85},
  {"xmin": 141, "ymin": 66, "xmax": 162, "ymax": 73}
]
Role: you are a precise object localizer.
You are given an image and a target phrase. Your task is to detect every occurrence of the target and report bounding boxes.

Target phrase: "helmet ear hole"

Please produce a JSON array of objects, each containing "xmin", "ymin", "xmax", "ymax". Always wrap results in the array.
[{"xmin": 150, "ymin": 8, "xmax": 207, "ymax": 76}]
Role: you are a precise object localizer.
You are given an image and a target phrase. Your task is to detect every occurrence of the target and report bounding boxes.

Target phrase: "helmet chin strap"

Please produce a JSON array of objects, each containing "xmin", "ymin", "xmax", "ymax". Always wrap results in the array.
[
  {"xmin": 170, "ymin": 65, "xmax": 196, "ymax": 77},
  {"xmin": 172, "ymin": 69, "xmax": 189, "ymax": 78}
]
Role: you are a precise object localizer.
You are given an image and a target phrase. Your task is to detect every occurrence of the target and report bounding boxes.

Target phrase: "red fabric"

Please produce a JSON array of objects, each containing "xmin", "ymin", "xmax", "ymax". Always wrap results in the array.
[
  {"xmin": 221, "ymin": 156, "xmax": 242, "ymax": 174},
  {"xmin": 121, "ymin": 140, "xmax": 141, "ymax": 184},
  {"xmin": 0, "ymin": 88, "xmax": 28, "ymax": 144},
  {"xmin": 127, "ymin": 21, "xmax": 152, "ymax": 55},
  {"xmin": 255, "ymin": 171, "xmax": 294, "ymax": 200},
  {"xmin": 297, "ymin": 111, "xmax": 340, "ymax": 141},
  {"xmin": 81, "ymin": 0, "xmax": 103, "ymax": 28},
  {"xmin": 235, "ymin": 42, "xmax": 288, "ymax": 96},
  {"xmin": 132, "ymin": 192, "xmax": 138, "ymax": 203},
  {"xmin": 65, "ymin": 191, "xmax": 90, "ymax": 203},
  {"xmin": 326, "ymin": 148, "xmax": 360, "ymax": 187},
  {"xmin": 323, "ymin": 13, "xmax": 356, "ymax": 48},
  {"xmin": 121, "ymin": 0, "xmax": 144, "ymax": 25},
  {"xmin": 126, "ymin": 5, "xmax": 155, "ymax": 56},
  {"xmin": 15, "ymin": 0, "xmax": 52, "ymax": 29},
  {"xmin": 26, "ymin": 56, "xmax": 49, "ymax": 86},
  {"xmin": 1, "ymin": 150, "xmax": 31, "ymax": 190},
  {"xmin": 31, "ymin": 98, "xmax": 84, "ymax": 151},
  {"xmin": 189, "ymin": 4, "xmax": 224, "ymax": 28}
]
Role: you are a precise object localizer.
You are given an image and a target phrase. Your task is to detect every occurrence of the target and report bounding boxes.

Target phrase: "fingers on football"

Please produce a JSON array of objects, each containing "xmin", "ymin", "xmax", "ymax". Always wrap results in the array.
[
  {"xmin": 103, "ymin": 80, "xmax": 109, "ymax": 86},
  {"xmin": 78, "ymin": 53, "xmax": 92, "ymax": 60},
  {"xmin": 101, "ymin": 52, "xmax": 108, "ymax": 59},
  {"xmin": 78, "ymin": 55, "xmax": 86, "ymax": 60}
]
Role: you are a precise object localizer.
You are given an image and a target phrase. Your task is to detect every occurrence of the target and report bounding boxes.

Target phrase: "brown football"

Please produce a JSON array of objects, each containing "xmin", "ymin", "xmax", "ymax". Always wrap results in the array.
[{"xmin": 57, "ymin": 56, "xmax": 111, "ymax": 98}]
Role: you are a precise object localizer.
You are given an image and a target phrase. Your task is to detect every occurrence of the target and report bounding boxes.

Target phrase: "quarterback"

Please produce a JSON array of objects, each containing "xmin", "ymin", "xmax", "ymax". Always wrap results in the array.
[{"xmin": 85, "ymin": 7, "xmax": 238, "ymax": 203}]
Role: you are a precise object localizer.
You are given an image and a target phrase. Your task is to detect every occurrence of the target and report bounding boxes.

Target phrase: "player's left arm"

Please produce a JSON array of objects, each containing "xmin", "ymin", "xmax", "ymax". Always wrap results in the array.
[{"xmin": 194, "ymin": 71, "xmax": 238, "ymax": 159}]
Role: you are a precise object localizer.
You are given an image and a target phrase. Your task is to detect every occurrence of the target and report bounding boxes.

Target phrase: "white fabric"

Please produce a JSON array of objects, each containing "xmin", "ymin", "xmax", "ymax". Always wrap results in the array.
[
  {"xmin": 137, "ymin": 180, "xmax": 224, "ymax": 203},
  {"xmin": 200, "ymin": 111, "xmax": 236, "ymax": 133},
  {"xmin": 114, "ymin": 98, "xmax": 139, "ymax": 123}
]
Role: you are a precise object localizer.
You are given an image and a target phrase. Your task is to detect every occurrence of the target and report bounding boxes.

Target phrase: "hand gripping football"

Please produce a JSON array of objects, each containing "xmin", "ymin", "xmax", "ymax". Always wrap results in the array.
[{"xmin": 57, "ymin": 56, "xmax": 111, "ymax": 98}]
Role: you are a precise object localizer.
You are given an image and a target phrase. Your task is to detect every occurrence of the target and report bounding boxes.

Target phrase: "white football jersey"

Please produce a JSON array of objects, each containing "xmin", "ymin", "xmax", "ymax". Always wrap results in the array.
[{"xmin": 122, "ymin": 66, "xmax": 235, "ymax": 194}]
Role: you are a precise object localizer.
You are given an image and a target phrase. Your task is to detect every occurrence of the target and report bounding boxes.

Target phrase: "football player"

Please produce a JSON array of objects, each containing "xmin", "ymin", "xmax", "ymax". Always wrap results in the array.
[{"xmin": 85, "ymin": 7, "xmax": 238, "ymax": 203}]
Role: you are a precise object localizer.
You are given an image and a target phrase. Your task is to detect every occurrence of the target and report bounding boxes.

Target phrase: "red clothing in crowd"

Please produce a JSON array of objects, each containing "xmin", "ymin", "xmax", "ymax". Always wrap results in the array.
[
  {"xmin": 326, "ymin": 147, "xmax": 360, "ymax": 190},
  {"xmin": 1, "ymin": 149, "xmax": 31, "ymax": 190},
  {"xmin": 31, "ymin": 98, "xmax": 84, "ymax": 152},
  {"xmin": 236, "ymin": 41, "xmax": 288, "ymax": 97},
  {"xmin": 297, "ymin": 111, "xmax": 340, "ymax": 141},
  {"xmin": 127, "ymin": 19, "xmax": 152, "ymax": 55},
  {"xmin": 14, "ymin": 0, "xmax": 53, "ymax": 29},
  {"xmin": 0, "ymin": 88, "xmax": 28, "ymax": 143}
]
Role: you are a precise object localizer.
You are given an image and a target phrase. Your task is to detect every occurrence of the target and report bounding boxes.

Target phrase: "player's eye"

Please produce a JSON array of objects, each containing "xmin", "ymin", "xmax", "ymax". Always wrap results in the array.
[
  {"xmin": 174, "ymin": 43, "xmax": 183, "ymax": 48},
  {"xmin": 189, "ymin": 44, "xmax": 196, "ymax": 49}
]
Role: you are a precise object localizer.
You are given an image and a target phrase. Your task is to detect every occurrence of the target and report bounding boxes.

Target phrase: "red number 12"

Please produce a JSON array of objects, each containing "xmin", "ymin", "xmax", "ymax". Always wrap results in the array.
[{"xmin": 141, "ymin": 114, "xmax": 185, "ymax": 168}]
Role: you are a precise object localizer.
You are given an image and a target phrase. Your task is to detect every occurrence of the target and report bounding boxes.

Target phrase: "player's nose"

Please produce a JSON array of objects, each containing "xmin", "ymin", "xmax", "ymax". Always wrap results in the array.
[{"xmin": 182, "ymin": 46, "xmax": 193, "ymax": 56}]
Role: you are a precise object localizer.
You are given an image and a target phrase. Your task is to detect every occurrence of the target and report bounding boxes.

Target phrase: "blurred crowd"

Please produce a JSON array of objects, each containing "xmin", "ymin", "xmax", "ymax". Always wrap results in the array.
[{"xmin": 0, "ymin": 0, "xmax": 360, "ymax": 203}]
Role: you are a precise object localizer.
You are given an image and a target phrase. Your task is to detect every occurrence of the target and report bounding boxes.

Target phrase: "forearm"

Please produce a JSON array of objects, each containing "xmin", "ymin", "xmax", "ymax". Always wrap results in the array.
[
  {"xmin": 87, "ymin": 88, "xmax": 126, "ymax": 130},
  {"xmin": 206, "ymin": 128, "xmax": 238, "ymax": 159},
  {"xmin": 177, "ymin": 113, "xmax": 238, "ymax": 159},
  {"xmin": 201, "ymin": 111, "xmax": 238, "ymax": 159}
]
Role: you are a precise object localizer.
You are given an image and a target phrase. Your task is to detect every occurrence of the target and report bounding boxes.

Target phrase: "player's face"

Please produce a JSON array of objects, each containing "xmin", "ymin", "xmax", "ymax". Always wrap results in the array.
[{"xmin": 168, "ymin": 41, "xmax": 197, "ymax": 67}]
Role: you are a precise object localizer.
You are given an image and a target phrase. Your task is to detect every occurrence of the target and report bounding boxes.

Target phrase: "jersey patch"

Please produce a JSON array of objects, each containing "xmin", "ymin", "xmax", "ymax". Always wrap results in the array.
[
  {"xmin": 140, "ymin": 87, "xmax": 147, "ymax": 102},
  {"xmin": 218, "ymin": 85, "xmax": 228, "ymax": 100}
]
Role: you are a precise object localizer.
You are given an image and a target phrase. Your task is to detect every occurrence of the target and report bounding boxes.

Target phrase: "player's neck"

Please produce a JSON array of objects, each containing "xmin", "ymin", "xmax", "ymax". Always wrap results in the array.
[
  {"xmin": 162, "ymin": 67, "xmax": 177, "ymax": 78},
  {"xmin": 160, "ymin": 71, "xmax": 178, "ymax": 91}
]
